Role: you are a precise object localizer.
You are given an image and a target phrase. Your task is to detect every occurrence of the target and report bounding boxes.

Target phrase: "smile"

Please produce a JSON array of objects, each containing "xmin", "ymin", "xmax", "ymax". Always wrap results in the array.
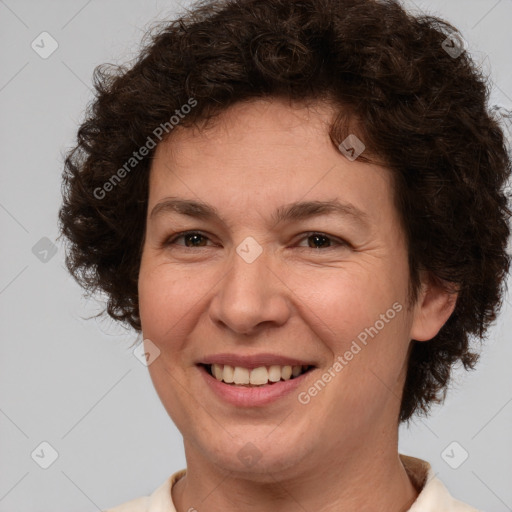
[
  {"xmin": 203, "ymin": 363, "xmax": 315, "ymax": 387},
  {"xmin": 198, "ymin": 362, "xmax": 317, "ymax": 407}
]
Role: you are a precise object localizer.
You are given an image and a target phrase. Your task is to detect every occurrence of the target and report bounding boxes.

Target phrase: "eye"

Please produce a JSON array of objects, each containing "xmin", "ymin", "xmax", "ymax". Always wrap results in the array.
[
  {"xmin": 163, "ymin": 230, "xmax": 349, "ymax": 250},
  {"xmin": 164, "ymin": 231, "xmax": 215, "ymax": 248},
  {"xmin": 296, "ymin": 232, "xmax": 348, "ymax": 250}
]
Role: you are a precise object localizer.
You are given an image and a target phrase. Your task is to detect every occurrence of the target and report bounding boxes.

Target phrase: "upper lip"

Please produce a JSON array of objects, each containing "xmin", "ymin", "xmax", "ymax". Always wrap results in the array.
[{"xmin": 197, "ymin": 353, "xmax": 317, "ymax": 370}]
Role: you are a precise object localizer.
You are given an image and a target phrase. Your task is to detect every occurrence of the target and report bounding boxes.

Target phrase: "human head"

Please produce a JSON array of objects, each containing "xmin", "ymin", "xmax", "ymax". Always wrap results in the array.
[{"xmin": 58, "ymin": 0, "xmax": 511, "ymax": 423}]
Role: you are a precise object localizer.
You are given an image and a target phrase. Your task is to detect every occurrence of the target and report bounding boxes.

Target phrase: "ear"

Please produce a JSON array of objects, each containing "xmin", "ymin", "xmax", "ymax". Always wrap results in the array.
[{"xmin": 410, "ymin": 271, "xmax": 458, "ymax": 342}]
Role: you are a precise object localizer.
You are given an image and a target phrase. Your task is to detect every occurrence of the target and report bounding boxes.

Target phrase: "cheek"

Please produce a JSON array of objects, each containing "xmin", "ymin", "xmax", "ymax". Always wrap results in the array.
[
  {"xmin": 293, "ymin": 266, "xmax": 410, "ymax": 389},
  {"xmin": 292, "ymin": 267, "xmax": 400, "ymax": 340},
  {"xmin": 138, "ymin": 264, "xmax": 197, "ymax": 340}
]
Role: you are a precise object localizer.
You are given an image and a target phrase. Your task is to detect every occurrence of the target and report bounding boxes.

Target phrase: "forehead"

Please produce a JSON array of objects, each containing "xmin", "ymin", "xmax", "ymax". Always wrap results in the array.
[
  {"xmin": 148, "ymin": 98, "xmax": 397, "ymax": 230},
  {"xmin": 154, "ymin": 98, "xmax": 338, "ymax": 164}
]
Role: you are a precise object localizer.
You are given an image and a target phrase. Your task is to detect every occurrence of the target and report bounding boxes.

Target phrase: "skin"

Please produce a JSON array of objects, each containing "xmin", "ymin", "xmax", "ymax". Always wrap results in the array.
[{"xmin": 137, "ymin": 97, "xmax": 457, "ymax": 512}]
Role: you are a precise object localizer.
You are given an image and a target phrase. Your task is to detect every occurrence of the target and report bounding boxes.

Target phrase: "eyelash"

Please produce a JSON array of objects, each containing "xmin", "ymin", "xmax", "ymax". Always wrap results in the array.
[{"xmin": 163, "ymin": 231, "xmax": 349, "ymax": 250}]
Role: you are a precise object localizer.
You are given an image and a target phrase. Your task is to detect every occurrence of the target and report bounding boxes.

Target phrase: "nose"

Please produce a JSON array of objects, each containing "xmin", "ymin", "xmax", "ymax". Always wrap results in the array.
[{"xmin": 208, "ymin": 245, "xmax": 291, "ymax": 336}]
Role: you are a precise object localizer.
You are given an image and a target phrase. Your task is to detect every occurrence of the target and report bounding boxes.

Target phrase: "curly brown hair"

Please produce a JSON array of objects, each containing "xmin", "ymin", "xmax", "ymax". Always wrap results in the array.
[{"xmin": 58, "ymin": 0, "xmax": 511, "ymax": 422}]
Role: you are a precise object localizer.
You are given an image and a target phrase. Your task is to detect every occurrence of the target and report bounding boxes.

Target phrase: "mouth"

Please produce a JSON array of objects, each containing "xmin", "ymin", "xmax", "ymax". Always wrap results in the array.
[{"xmin": 199, "ymin": 363, "xmax": 316, "ymax": 387}]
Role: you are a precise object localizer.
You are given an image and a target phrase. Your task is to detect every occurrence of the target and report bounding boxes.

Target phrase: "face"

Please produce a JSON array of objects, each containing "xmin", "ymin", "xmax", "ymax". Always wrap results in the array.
[{"xmin": 138, "ymin": 98, "xmax": 444, "ymax": 479}]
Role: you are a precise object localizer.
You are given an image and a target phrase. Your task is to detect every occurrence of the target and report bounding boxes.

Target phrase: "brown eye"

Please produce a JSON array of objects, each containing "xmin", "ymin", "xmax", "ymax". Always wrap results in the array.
[
  {"xmin": 165, "ymin": 231, "xmax": 212, "ymax": 248},
  {"xmin": 307, "ymin": 233, "xmax": 331, "ymax": 248},
  {"xmin": 297, "ymin": 232, "xmax": 347, "ymax": 250}
]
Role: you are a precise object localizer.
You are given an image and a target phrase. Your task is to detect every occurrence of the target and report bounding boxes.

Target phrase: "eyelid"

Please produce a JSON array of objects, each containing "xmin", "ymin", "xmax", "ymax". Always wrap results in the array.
[
  {"xmin": 164, "ymin": 230, "xmax": 349, "ymax": 249},
  {"xmin": 295, "ymin": 231, "xmax": 349, "ymax": 249},
  {"xmin": 164, "ymin": 230, "xmax": 216, "ymax": 246}
]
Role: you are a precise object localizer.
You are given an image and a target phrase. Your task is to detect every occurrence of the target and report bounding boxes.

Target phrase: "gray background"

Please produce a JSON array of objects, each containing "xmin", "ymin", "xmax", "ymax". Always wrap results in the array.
[{"xmin": 1, "ymin": 0, "xmax": 511, "ymax": 510}]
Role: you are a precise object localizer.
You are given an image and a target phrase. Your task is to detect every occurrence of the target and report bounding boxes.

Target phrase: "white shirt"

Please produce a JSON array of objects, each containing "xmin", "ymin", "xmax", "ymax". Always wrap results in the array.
[{"xmin": 103, "ymin": 454, "xmax": 479, "ymax": 512}]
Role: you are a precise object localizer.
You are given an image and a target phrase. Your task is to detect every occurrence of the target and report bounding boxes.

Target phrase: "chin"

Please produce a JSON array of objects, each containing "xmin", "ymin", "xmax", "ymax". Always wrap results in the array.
[{"xmin": 196, "ymin": 427, "xmax": 314, "ymax": 479}]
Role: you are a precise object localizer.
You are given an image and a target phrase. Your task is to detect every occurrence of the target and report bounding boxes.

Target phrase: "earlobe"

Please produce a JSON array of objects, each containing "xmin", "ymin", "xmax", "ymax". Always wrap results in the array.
[{"xmin": 409, "ymin": 272, "xmax": 458, "ymax": 342}]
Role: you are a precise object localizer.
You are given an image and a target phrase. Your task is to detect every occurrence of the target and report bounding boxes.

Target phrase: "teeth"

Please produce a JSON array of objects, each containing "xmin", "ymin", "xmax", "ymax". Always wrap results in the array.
[
  {"xmin": 282, "ymin": 365, "xmax": 292, "ymax": 380},
  {"xmin": 233, "ymin": 366, "xmax": 249, "ymax": 385},
  {"xmin": 268, "ymin": 365, "xmax": 282, "ymax": 382},
  {"xmin": 250, "ymin": 366, "xmax": 269, "ymax": 385},
  {"xmin": 223, "ymin": 365, "xmax": 234, "ymax": 383},
  {"xmin": 209, "ymin": 364, "xmax": 308, "ymax": 386},
  {"xmin": 212, "ymin": 364, "xmax": 223, "ymax": 381}
]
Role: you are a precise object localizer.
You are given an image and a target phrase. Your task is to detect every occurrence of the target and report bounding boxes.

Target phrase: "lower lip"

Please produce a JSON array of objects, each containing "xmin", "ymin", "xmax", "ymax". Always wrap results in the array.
[{"xmin": 198, "ymin": 365, "xmax": 314, "ymax": 407}]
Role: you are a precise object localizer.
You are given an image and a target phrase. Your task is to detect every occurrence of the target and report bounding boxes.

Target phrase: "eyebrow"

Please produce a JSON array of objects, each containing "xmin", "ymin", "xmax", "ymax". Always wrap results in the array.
[{"xmin": 149, "ymin": 197, "xmax": 370, "ymax": 228}]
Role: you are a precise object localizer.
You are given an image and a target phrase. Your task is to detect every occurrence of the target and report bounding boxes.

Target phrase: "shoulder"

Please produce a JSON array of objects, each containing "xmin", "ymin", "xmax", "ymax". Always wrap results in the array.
[
  {"xmin": 411, "ymin": 473, "xmax": 480, "ymax": 511},
  {"xmin": 102, "ymin": 469, "xmax": 186, "ymax": 512},
  {"xmin": 103, "ymin": 496, "xmax": 149, "ymax": 512},
  {"xmin": 400, "ymin": 454, "xmax": 480, "ymax": 512}
]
